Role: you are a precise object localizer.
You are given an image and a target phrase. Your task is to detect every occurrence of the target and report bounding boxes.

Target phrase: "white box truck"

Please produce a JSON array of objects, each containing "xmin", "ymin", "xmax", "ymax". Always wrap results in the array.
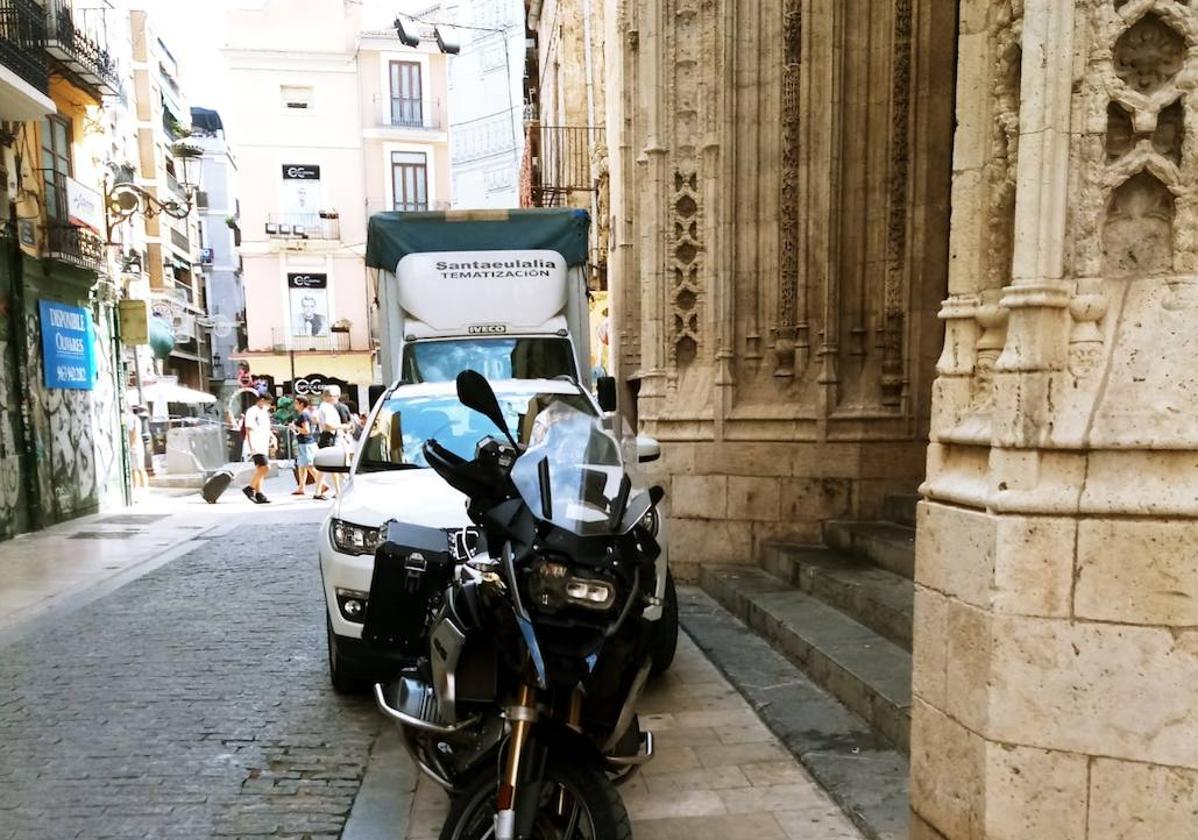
[{"xmin": 366, "ymin": 208, "xmax": 594, "ymax": 387}]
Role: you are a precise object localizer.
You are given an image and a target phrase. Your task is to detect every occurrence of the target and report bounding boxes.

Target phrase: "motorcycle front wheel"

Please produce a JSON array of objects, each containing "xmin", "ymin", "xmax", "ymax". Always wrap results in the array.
[{"xmin": 439, "ymin": 757, "xmax": 631, "ymax": 840}]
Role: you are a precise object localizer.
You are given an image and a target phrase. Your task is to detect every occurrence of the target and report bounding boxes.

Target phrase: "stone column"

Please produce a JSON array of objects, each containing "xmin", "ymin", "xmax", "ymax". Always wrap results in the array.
[{"xmin": 913, "ymin": 1, "xmax": 1198, "ymax": 837}]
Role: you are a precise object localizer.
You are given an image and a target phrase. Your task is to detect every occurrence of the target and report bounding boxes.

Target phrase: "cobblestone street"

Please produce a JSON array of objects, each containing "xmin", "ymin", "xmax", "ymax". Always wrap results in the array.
[
  {"xmin": 0, "ymin": 513, "xmax": 381, "ymax": 840},
  {"xmin": 0, "ymin": 500, "xmax": 865, "ymax": 840}
]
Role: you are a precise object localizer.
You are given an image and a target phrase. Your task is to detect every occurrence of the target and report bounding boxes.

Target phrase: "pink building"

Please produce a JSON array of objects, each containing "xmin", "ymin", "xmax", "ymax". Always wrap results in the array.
[{"xmin": 222, "ymin": 0, "xmax": 451, "ymax": 403}]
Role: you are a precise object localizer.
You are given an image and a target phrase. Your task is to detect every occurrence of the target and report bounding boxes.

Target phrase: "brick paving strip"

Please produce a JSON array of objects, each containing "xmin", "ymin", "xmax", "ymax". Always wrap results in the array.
[
  {"xmin": 0, "ymin": 522, "xmax": 381, "ymax": 840},
  {"xmin": 398, "ymin": 632, "xmax": 867, "ymax": 840}
]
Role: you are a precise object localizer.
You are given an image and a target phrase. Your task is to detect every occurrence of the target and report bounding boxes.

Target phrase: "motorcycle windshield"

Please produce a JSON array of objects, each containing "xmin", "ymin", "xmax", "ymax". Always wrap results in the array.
[{"xmin": 510, "ymin": 402, "xmax": 637, "ymax": 537}]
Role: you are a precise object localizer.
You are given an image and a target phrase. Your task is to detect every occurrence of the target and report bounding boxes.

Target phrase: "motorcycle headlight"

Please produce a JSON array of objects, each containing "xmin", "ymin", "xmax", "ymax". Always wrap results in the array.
[
  {"xmin": 330, "ymin": 519, "xmax": 384, "ymax": 556},
  {"xmin": 528, "ymin": 561, "xmax": 617, "ymax": 612},
  {"xmin": 640, "ymin": 506, "xmax": 660, "ymax": 537}
]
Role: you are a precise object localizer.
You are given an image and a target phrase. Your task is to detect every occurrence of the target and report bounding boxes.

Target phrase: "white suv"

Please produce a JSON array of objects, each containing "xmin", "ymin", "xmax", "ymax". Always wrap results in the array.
[{"xmin": 317, "ymin": 378, "xmax": 676, "ymax": 692}]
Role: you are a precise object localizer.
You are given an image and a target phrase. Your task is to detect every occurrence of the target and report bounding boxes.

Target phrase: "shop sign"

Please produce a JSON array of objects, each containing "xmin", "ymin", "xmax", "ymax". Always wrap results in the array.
[
  {"xmin": 281, "ymin": 164, "xmax": 321, "ymax": 180},
  {"xmin": 118, "ymin": 299, "xmax": 149, "ymax": 345},
  {"xmin": 40, "ymin": 300, "xmax": 95, "ymax": 390},
  {"xmin": 286, "ymin": 373, "xmax": 351, "ymax": 398},
  {"xmin": 287, "ymin": 272, "xmax": 328, "ymax": 288},
  {"xmin": 66, "ymin": 176, "xmax": 104, "ymax": 233}
]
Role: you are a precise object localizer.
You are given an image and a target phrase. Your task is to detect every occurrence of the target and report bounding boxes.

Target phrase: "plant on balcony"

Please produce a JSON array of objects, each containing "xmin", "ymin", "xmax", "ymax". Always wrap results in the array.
[{"xmin": 225, "ymin": 216, "xmax": 237, "ymax": 228}]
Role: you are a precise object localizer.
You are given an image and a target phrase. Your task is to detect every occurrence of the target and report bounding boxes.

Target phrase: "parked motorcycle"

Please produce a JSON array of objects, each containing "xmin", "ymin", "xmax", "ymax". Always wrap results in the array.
[{"xmin": 361, "ymin": 370, "xmax": 660, "ymax": 840}]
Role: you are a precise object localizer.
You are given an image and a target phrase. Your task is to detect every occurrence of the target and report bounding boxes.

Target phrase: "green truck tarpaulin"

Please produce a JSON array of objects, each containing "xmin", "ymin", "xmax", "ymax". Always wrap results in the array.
[{"xmin": 365, "ymin": 208, "xmax": 591, "ymax": 271}]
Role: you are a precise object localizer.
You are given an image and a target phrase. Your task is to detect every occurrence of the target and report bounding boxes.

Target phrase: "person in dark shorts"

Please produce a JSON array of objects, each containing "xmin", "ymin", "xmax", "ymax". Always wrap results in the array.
[
  {"xmin": 292, "ymin": 395, "xmax": 318, "ymax": 496},
  {"xmin": 242, "ymin": 392, "xmax": 275, "ymax": 504}
]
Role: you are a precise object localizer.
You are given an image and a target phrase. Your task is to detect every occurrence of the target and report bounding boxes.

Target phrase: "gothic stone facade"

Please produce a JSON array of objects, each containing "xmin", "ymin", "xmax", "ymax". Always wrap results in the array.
[
  {"xmin": 603, "ymin": 0, "xmax": 956, "ymax": 580},
  {"xmin": 913, "ymin": 0, "xmax": 1198, "ymax": 837}
]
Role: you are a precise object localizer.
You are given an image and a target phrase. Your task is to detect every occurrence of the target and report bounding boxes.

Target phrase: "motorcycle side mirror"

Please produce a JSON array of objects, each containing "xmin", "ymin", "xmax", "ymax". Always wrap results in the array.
[
  {"xmin": 456, "ymin": 369, "xmax": 517, "ymax": 447},
  {"xmin": 596, "ymin": 375, "xmax": 617, "ymax": 413}
]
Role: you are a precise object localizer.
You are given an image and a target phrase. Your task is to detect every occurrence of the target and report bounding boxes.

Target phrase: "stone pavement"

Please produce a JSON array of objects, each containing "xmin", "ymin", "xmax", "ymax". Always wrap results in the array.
[
  {"xmin": 0, "ymin": 472, "xmax": 335, "ymax": 641},
  {"xmin": 0, "ymin": 518, "xmax": 379, "ymax": 840},
  {"xmin": 395, "ymin": 634, "xmax": 865, "ymax": 840},
  {"xmin": 0, "ymin": 486, "xmax": 866, "ymax": 840}
]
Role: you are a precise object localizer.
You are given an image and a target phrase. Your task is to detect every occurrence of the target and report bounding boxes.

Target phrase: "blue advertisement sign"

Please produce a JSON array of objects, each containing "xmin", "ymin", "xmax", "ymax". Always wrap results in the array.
[{"xmin": 39, "ymin": 299, "xmax": 96, "ymax": 390}]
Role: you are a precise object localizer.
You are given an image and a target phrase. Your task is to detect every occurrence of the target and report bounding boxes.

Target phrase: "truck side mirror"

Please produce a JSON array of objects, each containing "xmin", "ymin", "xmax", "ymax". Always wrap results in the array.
[{"xmin": 596, "ymin": 376, "xmax": 617, "ymax": 413}]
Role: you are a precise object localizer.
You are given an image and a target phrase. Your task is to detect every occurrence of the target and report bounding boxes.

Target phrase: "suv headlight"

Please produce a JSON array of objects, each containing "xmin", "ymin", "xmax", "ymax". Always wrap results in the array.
[{"xmin": 330, "ymin": 519, "xmax": 383, "ymax": 556}]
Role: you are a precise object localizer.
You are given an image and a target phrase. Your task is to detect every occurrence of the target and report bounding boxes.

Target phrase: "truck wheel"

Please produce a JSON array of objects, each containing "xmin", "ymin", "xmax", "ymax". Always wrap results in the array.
[
  {"xmin": 650, "ymin": 571, "xmax": 678, "ymax": 676},
  {"xmin": 327, "ymin": 614, "xmax": 369, "ymax": 695}
]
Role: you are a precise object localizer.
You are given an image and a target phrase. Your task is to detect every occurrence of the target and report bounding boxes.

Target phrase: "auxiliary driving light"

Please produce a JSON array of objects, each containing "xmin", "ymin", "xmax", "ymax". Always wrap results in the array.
[{"xmin": 336, "ymin": 588, "xmax": 370, "ymax": 623}]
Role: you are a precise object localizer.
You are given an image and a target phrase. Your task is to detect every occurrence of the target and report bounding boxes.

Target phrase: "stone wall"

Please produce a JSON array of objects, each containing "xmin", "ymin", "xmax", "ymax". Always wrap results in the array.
[
  {"xmin": 600, "ymin": 0, "xmax": 957, "ymax": 575},
  {"xmin": 913, "ymin": 0, "xmax": 1198, "ymax": 836}
]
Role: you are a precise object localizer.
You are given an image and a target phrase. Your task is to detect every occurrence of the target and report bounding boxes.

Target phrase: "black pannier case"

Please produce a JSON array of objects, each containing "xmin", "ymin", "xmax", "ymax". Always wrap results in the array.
[{"xmin": 361, "ymin": 520, "xmax": 456, "ymax": 657}]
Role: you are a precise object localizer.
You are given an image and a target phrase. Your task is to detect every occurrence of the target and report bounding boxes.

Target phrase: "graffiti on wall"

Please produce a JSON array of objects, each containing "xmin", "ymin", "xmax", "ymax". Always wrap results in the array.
[
  {"xmin": 0, "ymin": 338, "xmax": 22, "ymax": 538},
  {"xmin": 20, "ymin": 302, "xmax": 123, "ymax": 524}
]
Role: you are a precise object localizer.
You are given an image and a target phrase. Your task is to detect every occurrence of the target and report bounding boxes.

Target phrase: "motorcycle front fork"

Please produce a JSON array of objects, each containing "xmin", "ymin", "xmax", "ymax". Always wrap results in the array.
[{"xmin": 495, "ymin": 685, "xmax": 584, "ymax": 840}]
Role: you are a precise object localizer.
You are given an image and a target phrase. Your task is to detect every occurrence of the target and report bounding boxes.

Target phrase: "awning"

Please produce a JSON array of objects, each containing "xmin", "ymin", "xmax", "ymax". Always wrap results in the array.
[
  {"xmin": 129, "ymin": 382, "xmax": 216, "ymax": 405},
  {"xmin": 190, "ymin": 107, "xmax": 224, "ymax": 134},
  {"xmin": 365, "ymin": 207, "xmax": 591, "ymax": 272}
]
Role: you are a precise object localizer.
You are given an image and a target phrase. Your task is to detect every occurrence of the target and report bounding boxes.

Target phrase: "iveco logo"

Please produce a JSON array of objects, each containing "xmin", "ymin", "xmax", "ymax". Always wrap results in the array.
[{"xmin": 467, "ymin": 324, "xmax": 508, "ymax": 335}]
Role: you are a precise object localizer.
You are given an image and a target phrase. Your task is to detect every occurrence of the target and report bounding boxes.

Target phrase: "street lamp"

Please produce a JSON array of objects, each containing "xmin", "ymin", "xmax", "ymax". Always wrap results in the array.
[{"xmin": 104, "ymin": 140, "xmax": 203, "ymax": 242}]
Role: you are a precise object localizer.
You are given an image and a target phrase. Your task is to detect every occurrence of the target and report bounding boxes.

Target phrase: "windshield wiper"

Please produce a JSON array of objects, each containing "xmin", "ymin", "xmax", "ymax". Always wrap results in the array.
[{"xmin": 357, "ymin": 461, "xmax": 424, "ymax": 472}]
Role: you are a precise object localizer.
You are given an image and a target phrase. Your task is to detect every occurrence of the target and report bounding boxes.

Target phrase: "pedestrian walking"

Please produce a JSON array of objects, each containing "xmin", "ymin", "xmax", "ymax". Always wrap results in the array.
[
  {"xmin": 339, "ymin": 396, "xmax": 363, "ymax": 442},
  {"xmin": 242, "ymin": 392, "xmax": 275, "ymax": 504},
  {"xmin": 127, "ymin": 405, "xmax": 148, "ymax": 489},
  {"xmin": 313, "ymin": 386, "xmax": 345, "ymax": 501},
  {"xmin": 291, "ymin": 395, "xmax": 319, "ymax": 496}
]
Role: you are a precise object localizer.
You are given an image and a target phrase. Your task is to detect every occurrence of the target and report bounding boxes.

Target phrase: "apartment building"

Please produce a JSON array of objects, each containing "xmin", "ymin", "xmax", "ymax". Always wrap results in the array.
[
  {"xmin": 127, "ymin": 9, "xmax": 208, "ymax": 389},
  {"xmin": 190, "ymin": 106, "xmax": 244, "ymax": 385},
  {"xmin": 448, "ymin": 0, "xmax": 524, "ymax": 208},
  {"xmin": 223, "ymin": 0, "xmax": 451, "ymax": 405},
  {"xmin": 0, "ymin": 0, "xmax": 126, "ymax": 538}
]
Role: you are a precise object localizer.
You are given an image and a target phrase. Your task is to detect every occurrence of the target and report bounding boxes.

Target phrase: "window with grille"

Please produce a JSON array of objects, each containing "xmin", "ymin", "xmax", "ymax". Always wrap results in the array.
[
  {"xmin": 389, "ymin": 61, "xmax": 423, "ymax": 127},
  {"xmin": 391, "ymin": 151, "xmax": 428, "ymax": 212}
]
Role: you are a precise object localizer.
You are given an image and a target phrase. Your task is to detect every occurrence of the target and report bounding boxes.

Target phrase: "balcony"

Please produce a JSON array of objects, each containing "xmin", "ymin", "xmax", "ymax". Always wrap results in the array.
[
  {"xmin": 44, "ymin": 219, "xmax": 106, "ymax": 272},
  {"xmin": 0, "ymin": 0, "xmax": 49, "ymax": 103},
  {"xmin": 270, "ymin": 327, "xmax": 352, "ymax": 353},
  {"xmin": 44, "ymin": 0, "xmax": 118, "ymax": 98},
  {"xmin": 526, "ymin": 123, "xmax": 604, "ymax": 208},
  {"xmin": 373, "ymin": 95, "xmax": 445, "ymax": 132},
  {"xmin": 170, "ymin": 225, "xmax": 189, "ymax": 253},
  {"xmin": 265, "ymin": 212, "xmax": 340, "ymax": 241}
]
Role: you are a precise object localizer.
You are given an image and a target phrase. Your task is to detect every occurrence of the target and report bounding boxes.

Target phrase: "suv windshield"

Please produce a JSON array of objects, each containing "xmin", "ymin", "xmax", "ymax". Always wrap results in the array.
[
  {"xmin": 357, "ymin": 388, "xmax": 594, "ymax": 473},
  {"xmin": 401, "ymin": 337, "xmax": 576, "ymax": 384}
]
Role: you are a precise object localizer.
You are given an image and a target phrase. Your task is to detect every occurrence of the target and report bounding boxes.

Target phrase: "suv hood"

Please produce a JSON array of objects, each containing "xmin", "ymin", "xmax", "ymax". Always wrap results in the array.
[{"xmin": 335, "ymin": 468, "xmax": 469, "ymax": 529}]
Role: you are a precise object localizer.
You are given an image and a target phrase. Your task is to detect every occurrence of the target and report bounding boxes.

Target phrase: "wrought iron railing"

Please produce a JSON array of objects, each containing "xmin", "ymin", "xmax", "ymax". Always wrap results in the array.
[
  {"xmin": 374, "ymin": 95, "xmax": 445, "ymax": 131},
  {"xmin": 44, "ymin": 220, "xmax": 106, "ymax": 271},
  {"xmin": 265, "ymin": 212, "xmax": 341, "ymax": 241},
  {"xmin": 44, "ymin": 0, "xmax": 118, "ymax": 96},
  {"xmin": 0, "ymin": 0, "xmax": 47, "ymax": 92},
  {"xmin": 527, "ymin": 124, "xmax": 603, "ymax": 207}
]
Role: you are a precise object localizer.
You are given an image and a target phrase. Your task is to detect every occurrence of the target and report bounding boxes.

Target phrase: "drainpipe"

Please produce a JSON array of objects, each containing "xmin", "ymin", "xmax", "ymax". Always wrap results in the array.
[
  {"xmin": 7, "ymin": 198, "xmax": 43, "ymax": 530},
  {"xmin": 581, "ymin": 0, "xmax": 597, "ymax": 276}
]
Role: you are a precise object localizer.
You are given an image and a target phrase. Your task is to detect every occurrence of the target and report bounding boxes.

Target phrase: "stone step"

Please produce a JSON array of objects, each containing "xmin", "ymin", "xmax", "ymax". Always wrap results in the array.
[
  {"xmin": 761, "ymin": 543, "xmax": 914, "ymax": 650},
  {"xmin": 700, "ymin": 565, "xmax": 912, "ymax": 753},
  {"xmin": 824, "ymin": 520, "xmax": 916, "ymax": 580},
  {"xmin": 881, "ymin": 492, "xmax": 920, "ymax": 529},
  {"xmin": 679, "ymin": 585, "xmax": 909, "ymax": 840}
]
